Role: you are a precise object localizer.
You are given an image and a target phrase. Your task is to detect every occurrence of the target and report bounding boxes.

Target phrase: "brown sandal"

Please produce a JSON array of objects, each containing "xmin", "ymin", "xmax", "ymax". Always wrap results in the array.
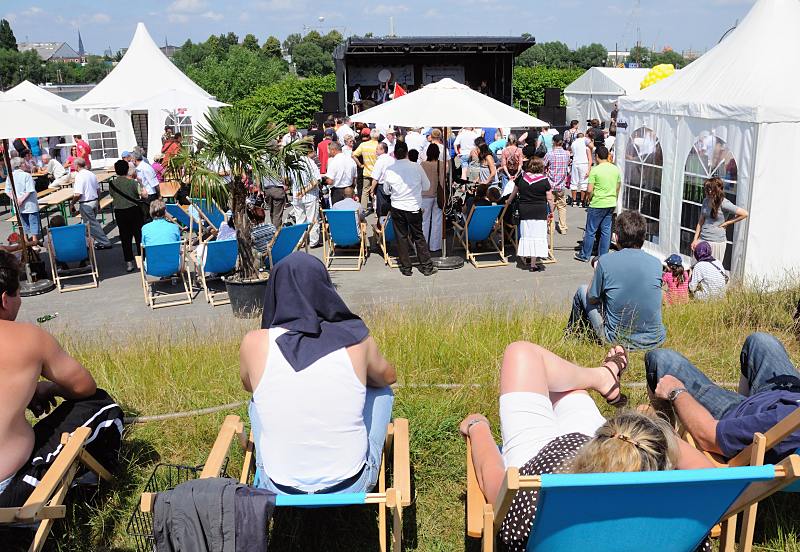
[{"xmin": 600, "ymin": 348, "xmax": 629, "ymax": 408}]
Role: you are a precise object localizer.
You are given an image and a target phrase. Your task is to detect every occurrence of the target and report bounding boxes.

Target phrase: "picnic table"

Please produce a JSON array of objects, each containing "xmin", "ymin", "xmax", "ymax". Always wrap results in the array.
[
  {"xmin": 160, "ymin": 180, "xmax": 181, "ymax": 201},
  {"xmin": 39, "ymin": 187, "xmax": 76, "ymax": 221}
]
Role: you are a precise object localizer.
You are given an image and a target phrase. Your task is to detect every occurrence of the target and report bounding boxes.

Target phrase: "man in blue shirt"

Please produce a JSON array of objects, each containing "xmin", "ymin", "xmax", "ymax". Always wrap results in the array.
[
  {"xmin": 142, "ymin": 199, "xmax": 180, "ymax": 247},
  {"xmin": 647, "ymin": 333, "xmax": 800, "ymax": 464},
  {"xmin": 4, "ymin": 158, "xmax": 41, "ymax": 238},
  {"xmin": 565, "ymin": 210, "xmax": 666, "ymax": 351}
]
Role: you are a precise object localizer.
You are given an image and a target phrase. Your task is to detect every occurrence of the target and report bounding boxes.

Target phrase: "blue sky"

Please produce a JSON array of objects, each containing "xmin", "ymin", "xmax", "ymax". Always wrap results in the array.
[{"xmin": 2, "ymin": 0, "xmax": 756, "ymax": 55}]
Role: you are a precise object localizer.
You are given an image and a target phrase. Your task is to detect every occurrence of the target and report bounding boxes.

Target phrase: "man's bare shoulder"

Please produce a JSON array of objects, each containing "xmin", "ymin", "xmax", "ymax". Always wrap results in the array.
[
  {"xmin": 0, "ymin": 319, "xmax": 46, "ymax": 341},
  {"xmin": 0, "ymin": 320, "xmax": 48, "ymax": 364}
]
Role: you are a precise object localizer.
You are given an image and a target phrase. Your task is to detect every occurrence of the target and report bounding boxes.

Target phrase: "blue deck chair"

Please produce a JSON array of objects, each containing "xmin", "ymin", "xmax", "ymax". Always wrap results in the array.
[
  {"xmin": 322, "ymin": 209, "xmax": 368, "ymax": 271},
  {"xmin": 264, "ymin": 223, "xmax": 309, "ymax": 270},
  {"xmin": 192, "ymin": 238, "xmax": 238, "ymax": 306},
  {"xmin": 453, "ymin": 204, "xmax": 508, "ymax": 268},
  {"xmin": 136, "ymin": 240, "xmax": 193, "ymax": 309},
  {"xmin": 678, "ymin": 405, "xmax": 800, "ymax": 551},
  {"xmin": 46, "ymin": 223, "xmax": 99, "ymax": 292},
  {"xmin": 465, "ymin": 436, "xmax": 800, "ymax": 552},
  {"xmin": 373, "ymin": 214, "xmax": 416, "ymax": 269},
  {"xmin": 192, "ymin": 198, "xmax": 225, "ymax": 230},
  {"xmin": 165, "ymin": 203, "xmax": 192, "ymax": 230},
  {"xmin": 140, "ymin": 414, "xmax": 412, "ymax": 550}
]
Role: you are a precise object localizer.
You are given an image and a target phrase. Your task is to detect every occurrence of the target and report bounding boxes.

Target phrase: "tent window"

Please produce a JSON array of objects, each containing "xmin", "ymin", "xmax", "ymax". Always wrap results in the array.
[
  {"xmin": 165, "ymin": 113, "xmax": 193, "ymax": 147},
  {"xmin": 680, "ymin": 132, "xmax": 738, "ymax": 268},
  {"xmin": 623, "ymin": 127, "xmax": 662, "ymax": 244},
  {"xmin": 87, "ymin": 115, "xmax": 118, "ymax": 161}
]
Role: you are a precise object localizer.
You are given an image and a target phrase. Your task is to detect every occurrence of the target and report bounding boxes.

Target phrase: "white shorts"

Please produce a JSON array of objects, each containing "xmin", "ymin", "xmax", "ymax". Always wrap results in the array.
[
  {"xmin": 571, "ymin": 163, "xmax": 589, "ymax": 192},
  {"xmin": 500, "ymin": 391, "xmax": 606, "ymax": 468}
]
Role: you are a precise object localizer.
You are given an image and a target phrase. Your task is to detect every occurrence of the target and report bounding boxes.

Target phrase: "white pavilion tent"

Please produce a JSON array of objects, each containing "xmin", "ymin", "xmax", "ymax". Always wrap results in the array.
[
  {"xmin": 2, "ymin": 80, "xmax": 73, "ymax": 110},
  {"xmin": 564, "ymin": 67, "xmax": 649, "ymax": 126},
  {"xmin": 72, "ymin": 22, "xmax": 219, "ymax": 166},
  {"xmin": 617, "ymin": 0, "xmax": 800, "ymax": 286}
]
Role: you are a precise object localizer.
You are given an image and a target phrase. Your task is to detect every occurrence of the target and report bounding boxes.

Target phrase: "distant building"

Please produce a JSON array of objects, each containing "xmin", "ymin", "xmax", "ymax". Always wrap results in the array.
[
  {"xmin": 607, "ymin": 50, "xmax": 631, "ymax": 67},
  {"xmin": 18, "ymin": 42, "xmax": 82, "ymax": 63},
  {"xmin": 160, "ymin": 45, "xmax": 178, "ymax": 59}
]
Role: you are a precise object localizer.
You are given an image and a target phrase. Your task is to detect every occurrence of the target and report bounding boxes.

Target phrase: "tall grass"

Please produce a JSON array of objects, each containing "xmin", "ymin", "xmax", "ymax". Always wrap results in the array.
[{"xmin": 22, "ymin": 286, "xmax": 800, "ymax": 551}]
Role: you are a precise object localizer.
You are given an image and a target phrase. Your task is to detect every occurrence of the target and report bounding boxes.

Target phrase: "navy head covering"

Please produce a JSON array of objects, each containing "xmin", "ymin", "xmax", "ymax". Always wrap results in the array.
[{"xmin": 260, "ymin": 251, "xmax": 369, "ymax": 371}]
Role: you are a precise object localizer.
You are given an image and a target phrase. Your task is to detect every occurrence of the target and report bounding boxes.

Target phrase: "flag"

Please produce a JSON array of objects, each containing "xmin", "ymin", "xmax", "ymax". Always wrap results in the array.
[{"xmin": 393, "ymin": 83, "xmax": 407, "ymax": 98}]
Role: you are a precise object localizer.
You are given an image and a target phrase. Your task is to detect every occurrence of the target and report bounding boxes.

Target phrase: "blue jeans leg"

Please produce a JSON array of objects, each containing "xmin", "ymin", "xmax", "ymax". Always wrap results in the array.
[
  {"xmin": 597, "ymin": 208, "xmax": 613, "ymax": 257},
  {"xmin": 645, "ymin": 349, "xmax": 744, "ymax": 418},
  {"xmin": 566, "ymin": 284, "xmax": 605, "ymax": 343},
  {"xmin": 579, "ymin": 208, "xmax": 602, "ymax": 259},
  {"xmin": 740, "ymin": 333, "xmax": 800, "ymax": 394},
  {"xmin": 20, "ymin": 212, "xmax": 41, "ymax": 238}
]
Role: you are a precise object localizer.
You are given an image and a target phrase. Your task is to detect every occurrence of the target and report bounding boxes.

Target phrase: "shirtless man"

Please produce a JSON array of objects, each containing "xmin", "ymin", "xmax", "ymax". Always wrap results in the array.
[{"xmin": 0, "ymin": 251, "xmax": 123, "ymax": 507}]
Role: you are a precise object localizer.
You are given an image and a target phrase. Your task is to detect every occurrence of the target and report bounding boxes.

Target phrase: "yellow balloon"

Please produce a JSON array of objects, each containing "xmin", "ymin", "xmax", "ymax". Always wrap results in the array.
[{"xmin": 640, "ymin": 64, "xmax": 676, "ymax": 89}]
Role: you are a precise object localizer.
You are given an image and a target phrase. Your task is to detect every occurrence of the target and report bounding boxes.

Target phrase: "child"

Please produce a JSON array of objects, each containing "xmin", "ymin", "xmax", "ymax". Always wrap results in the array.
[{"xmin": 662, "ymin": 254, "xmax": 689, "ymax": 305}]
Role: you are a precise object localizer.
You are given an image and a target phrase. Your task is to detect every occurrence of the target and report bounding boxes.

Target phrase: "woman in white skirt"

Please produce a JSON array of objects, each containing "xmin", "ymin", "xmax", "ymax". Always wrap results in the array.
[
  {"xmin": 420, "ymin": 144, "xmax": 445, "ymax": 253},
  {"xmin": 516, "ymin": 158, "xmax": 554, "ymax": 272}
]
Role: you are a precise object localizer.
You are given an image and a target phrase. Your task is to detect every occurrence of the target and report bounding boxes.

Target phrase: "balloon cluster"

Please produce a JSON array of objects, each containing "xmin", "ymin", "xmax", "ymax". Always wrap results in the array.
[{"xmin": 640, "ymin": 64, "xmax": 676, "ymax": 89}]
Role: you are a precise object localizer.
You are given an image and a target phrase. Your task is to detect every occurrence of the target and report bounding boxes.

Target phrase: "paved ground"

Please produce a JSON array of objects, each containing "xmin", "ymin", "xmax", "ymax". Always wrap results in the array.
[{"xmin": 2, "ymin": 205, "xmax": 596, "ymax": 336}]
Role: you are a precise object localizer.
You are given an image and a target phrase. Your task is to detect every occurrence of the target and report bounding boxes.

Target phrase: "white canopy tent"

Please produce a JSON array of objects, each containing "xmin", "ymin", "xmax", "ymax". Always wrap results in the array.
[
  {"xmin": 72, "ymin": 22, "xmax": 219, "ymax": 166},
  {"xmin": 565, "ymin": 67, "xmax": 649, "ymax": 127},
  {"xmin": 2, "ymin": 80, "xmax": 73, "ymax": 110},
  {"xmin": 617, "ymin": 0, "xmax": 800, "ymax": 286}
]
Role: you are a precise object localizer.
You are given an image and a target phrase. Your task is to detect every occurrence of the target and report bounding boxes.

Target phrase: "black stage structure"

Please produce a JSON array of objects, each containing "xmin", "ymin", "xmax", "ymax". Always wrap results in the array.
[{"xmin": 333, "ymin": 36, "xmax": 535, "ymax": 114}]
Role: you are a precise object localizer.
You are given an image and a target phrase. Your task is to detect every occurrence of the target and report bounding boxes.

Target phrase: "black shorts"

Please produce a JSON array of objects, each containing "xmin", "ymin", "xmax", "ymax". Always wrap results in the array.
[{"xmin": 0, "ymin": 389, "xmax": 124, "ymax": 508}]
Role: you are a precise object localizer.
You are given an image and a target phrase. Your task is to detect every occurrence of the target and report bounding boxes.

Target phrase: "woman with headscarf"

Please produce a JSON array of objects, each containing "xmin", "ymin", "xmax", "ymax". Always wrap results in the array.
[
  {"xmin": 689, "ymin": 241, "xmax": 728, "ymax": 300},
  {"xmin": 240, "ymin": 252, "xmax": 397, "ymax": 495}
]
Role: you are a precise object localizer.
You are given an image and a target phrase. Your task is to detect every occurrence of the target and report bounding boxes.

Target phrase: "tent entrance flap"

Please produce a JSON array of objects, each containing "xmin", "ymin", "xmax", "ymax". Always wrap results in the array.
[{"xmin": 131, "ymin": 111, "xmax": 149, "ymax": 152}]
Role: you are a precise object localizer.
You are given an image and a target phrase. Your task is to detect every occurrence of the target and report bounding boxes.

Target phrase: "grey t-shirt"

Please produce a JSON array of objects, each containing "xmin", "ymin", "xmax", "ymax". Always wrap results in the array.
[
  {"xmin": 700, "ymin": 197, "xmax": 737, "ymax": 242},
  {"xmin": 589, "ymin": 248, "xmax": 666, "ymax": 350}
]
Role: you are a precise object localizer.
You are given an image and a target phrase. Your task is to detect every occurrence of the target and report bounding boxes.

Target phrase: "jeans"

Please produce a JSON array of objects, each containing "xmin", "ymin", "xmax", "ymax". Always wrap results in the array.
[
  {"xmin": 19, "ymin": 211, "xmax": 41, "ymax": 238},
  {"xmin": 78, "ymin": 201, "xmax": 111, "ymax": 246},
  {"xmin": 645, "ymin": 333, "xmax": 800, "ymax": 419},
  {"xmin": 391, "ymin": 207, "xmax": 433, "ymax": 273},
  {"xmin": 421, "ymin": 197, "xmax": 443, "ymax": 252},
  {"xmin": 566, "ymin": 284, "xmax": 605, "ymax": 343},
  {"xmin": 254, "ymin": 385, "xmax": 395, "ymax": 494},
  {"xmin": 578, "ymin": 206, "xmax": 614, "ymax": 260}
]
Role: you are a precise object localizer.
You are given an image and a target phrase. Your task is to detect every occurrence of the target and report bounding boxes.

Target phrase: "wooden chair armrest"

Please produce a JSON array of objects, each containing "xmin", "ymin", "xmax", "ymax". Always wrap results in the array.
[
  {"xmin": 466, "ymin": 435, "xmax": 488, "ymax": 538},
  {"xmin": 492, "ymin": 468, "xmax": 520, "ymax": 536},
  {"xmin": 199, "ymin": 415, "xmax": 244, "ymax": 479},
  {"xmin": 393, "ymin": 418, "xmax": 411, "ymax": 507},
  {"xmin": 723, "ymin": 454, "xmax": 800, "ymax": 519}
]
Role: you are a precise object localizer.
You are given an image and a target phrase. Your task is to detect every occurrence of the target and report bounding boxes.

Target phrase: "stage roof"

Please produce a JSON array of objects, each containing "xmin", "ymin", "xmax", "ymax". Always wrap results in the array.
[{"xmin": 335, "ymin": 36, "xmax": 535, "ymax": 58}]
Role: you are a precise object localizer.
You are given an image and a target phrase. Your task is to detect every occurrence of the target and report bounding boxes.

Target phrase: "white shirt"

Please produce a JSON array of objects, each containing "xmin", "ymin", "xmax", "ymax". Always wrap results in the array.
[
  {"xmin": 604, "ymin": 136, "xmax": 616, "ymax": 152},
  {"xmin": 689, "ymin": 260, "xmax": 728, "ymax": 300},
  {"xmin": 454, "ymin": 130, "xmax": 479, "ymax": 156},
  {"xmin": 383, "ymin": 159, "xmax": 430, "ymax": 212},
  {"xmin": 292, "ymin": 156, "xmax": 321, "ymax": 199},
  {"xmin": 404, "ymin": 131, "xmax": 426, "ymax": 155},
  {"xmin": 281, "ymin": 132, "xmax": 301, "ymax": 147},
  {"xmin": 353, "ymin": 89, "xmax": 361, "ymax": 102},
  {"xmin": 571, "ymin": 138, "xmax": 590, "ymax": 165},
  {"xmin": 73, "ymin": 168, "xmax": 99, "ymax": 202},
  {"xmin": 135, "ymin": 161, "xmax": 160, "ymax": 195},
  {"xmin": 337, "ymin": 124, "xmax": 354, "ymax": 146},
  {"xmin": 371, "ymin": 153, "xmax": 394, "ymax": 185},
  {"xmin": 45, "ymin": 158, "xmax": 66, "ymax": 179},
  {"xmin": 325, "ymin": 152, "xmax": 356, "ymax": 189},
  {"xmin": 382, "ymin": 138, "xmax": 396, "ymax": 156}
]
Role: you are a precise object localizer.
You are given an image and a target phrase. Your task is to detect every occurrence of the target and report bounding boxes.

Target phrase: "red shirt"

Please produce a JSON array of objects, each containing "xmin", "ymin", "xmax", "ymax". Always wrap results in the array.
[
  {"xmin": 161, "ymin": 140, "xmax": 182, "ymax": 164},
  {"xmin": 76, "ymin": 139, "xmax": 92, "ymax": 169},
  {"xmin": 317, "ymin": 139, "xmax": 331, "ymax": 174}
]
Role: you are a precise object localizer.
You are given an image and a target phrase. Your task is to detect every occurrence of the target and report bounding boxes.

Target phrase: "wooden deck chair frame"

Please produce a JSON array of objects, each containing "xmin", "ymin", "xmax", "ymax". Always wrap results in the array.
[
  {"xmin": 372, "ymin": 214, "xmax": 416, "ymax": 269},
  {"xmin": 265, "ymin": 223, "xmax": 311, "ymax": 270},
  {"xmin": 141, "ymin": 414, "xmax": 411, "ymax": 551},
  {"xmin": 453, "ymin": 204, "xmax": 509, "ymax": 269},
  {"xmin": 0, "ymin": 426, "xmax": 113, "ymax": 552},
  {"xmin": 322, "ymin": 212, "xmax": 368, "ymax": 272},
  {"xmin": 674, "ymin": 404, "xmax": 800, "ymax": 552},
  {"xmin": 190, "ymin": 243, "xmax": 237, "ymax": 307},
  {"xmin": 465, "ymin": 434, "xmax": 800, "ymax": 552},
  {"xmin": 136, "ymin": 241, "xmax": 193, "ymax": 309},
  {"xmin": 46, "ymin": 224, "xmax": 99, "ymax": 293}
]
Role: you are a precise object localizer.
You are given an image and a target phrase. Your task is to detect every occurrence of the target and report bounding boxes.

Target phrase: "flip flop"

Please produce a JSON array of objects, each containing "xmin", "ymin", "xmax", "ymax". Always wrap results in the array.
[{"xmin": 600, "ymin": 347, "xmax": 629, "ymax": 408}]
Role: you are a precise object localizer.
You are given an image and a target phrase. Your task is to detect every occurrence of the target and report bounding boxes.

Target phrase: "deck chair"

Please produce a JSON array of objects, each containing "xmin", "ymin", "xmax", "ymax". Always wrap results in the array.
[
  {"xmin": 263, "ymin": 222, "xmax": 309, "ymax": 270},
  {"xmin": 140, "ymin": 414, "xmax": 411, "ymax": 551},
  {"xmin": 373, "ymin": 214, "xmax": 416, "ymax": 269},
  {"xmin": 165, "ymin": 203, "xmax": 192, "ymax": 230},
  {"xmin": 191, "ymin": 238, "xmax": 238, "ymax": 306},
  {"xmin": 192, "ymin": 198, "xmax": 225, "ymax": 231},
  {"xmin": 676, "ymin": 405, "xmax": 800, "ymax": 552},
  {"xmin": 453, "ymin": 204, "xmax": 508, "ymax": 268},
  {"xmin": 504, "ymin": 217, "xmax": 557, "ymax": 265},
  {"xmin": 0, "ymin": 426, "xmax": 113, "ymax": 552},
  {"xmin": 46, "ymin": 224, "xmax": 99, "ymax": 292},
  {"xmin": 136, "ymin": 240, "xmax": 193, "ymax": 309},
  {"xmin": 465, "ymin": 436, "xmax": 800, "ymax": 552},
  {"xmin": 321, "ymin": 209, "xmax": 368, "ymax": 271}
]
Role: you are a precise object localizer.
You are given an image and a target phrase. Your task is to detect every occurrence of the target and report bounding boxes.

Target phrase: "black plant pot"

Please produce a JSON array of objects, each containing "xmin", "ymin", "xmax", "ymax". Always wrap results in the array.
[{"xmin": 224, "ymin": 276, "xmax": 269, "ymax": 319}]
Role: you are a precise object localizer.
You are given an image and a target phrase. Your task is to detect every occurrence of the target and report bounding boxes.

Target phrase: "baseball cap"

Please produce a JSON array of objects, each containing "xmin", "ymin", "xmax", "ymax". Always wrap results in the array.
[
  {"xmin": 361, "ymin": 128, "xmax": 371, "ymax": 136},
  {"xmin": 324, "ymin": 128, "xmax": 335, "ymax": 136},
  {"xmin": 121, "ymin": 150, "xmax": 131, "ymax": 157},
  {"xmin": 665, "ymin": 254, "xmax": 683, "ymax": 267}
]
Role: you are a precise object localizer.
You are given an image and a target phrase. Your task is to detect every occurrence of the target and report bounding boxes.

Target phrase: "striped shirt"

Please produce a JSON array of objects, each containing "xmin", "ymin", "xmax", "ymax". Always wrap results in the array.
[
  {"xmin": 251, "ymin": 222, "xmax": 277, "ymax": 254},
  {"xmin": 689, "ymin": 260, "xmax": 728, "ymax": 300}
]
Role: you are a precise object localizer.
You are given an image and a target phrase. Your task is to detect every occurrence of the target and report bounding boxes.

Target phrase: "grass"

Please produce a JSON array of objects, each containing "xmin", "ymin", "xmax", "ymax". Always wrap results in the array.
[{"xmin": 8, "ymin": 286, "xmax": 800, "ymax": 551}]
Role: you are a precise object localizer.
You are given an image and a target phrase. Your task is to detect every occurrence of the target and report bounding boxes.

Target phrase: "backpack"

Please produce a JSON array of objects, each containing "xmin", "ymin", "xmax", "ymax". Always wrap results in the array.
[{"xmin": 505, "ymin": 147, "xmax": 520, "ymax": 174}]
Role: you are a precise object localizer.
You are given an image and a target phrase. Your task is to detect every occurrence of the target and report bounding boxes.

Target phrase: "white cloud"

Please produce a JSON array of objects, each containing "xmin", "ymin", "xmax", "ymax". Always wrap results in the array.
[
  {"xmin": 168, "ymin": 0, "xmax": 209, "ymax": 14},
  {"xmin": 167, "ymin": 13, "xmax": 190, "ymax": 23},
  {"xmin": 366, "ymin": 4, "xmax": 408, "ymax": 15},
  {"xmin": 201, "ymin": 10, "xmax": 224, "ymax": 21},
  {"xmin": 22, "ymin": 6, "xmax": 43, "ymax": 17},
  {"xmin": 253, "ymin": 0, "xmax": 303, "ymax": 11},
  {"xmin": 91, "ymin": 13, "xmax": 111, "ymax": 24}
]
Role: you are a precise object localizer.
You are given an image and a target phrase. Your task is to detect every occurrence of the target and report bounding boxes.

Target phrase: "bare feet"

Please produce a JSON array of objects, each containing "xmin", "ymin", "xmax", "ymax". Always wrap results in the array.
[{"xmin": 599, "ymin": 345, "xmax": 628, "ymax": 406}]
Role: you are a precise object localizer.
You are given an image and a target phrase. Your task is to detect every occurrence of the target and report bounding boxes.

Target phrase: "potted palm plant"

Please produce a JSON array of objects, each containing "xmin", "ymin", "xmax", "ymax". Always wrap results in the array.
[{"xmin": 166, "ymin": 107, "xmax": 308, "ymax": 317}]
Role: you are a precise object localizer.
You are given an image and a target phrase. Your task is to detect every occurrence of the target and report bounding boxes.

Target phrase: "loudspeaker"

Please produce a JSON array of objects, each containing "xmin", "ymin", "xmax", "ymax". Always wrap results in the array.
[
  {"xmin": 537, "ymin": 106, "xmax": 566, "ymax": 127},
  {"xmin": 544, "ymin": 88, "xmax": 561, "ymax": 107},
  {"xmin": 322, "ymin": 92, "xmax": 339, "ymax": 113}
]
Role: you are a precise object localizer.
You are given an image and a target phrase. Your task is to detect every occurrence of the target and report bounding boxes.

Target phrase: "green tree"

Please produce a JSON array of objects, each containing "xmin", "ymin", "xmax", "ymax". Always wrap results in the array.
[
  {"xmin": 628, "ymin": 45, "xmax": 652, "ymax": 66},
  {"xmin": 512, "ymin": 66, "xmax": 584, "ymax": 112},
  {"xmin": 241, "ymin": 33, "xmax": 259, "ymax": 52},
  {"xmin": 80, "ymin": 58, "xmax": 110, "ymax": 83},
  {"xmin": 283, "ymin": 33, "xmax": 302, "ymax": 58},
  {"xmin": 236, "ymin": 74, "xmax": 336, "ymax": 127},
  {"xmin": 261, "ymin": 36, "xmax": 282, "ymax": 59},
  {"xmin": 571, "ymin": 43, "xmax": 608, "ymax": 69},
  {"xmin": 0, "ymin": 19, "xmax": 17, "ymax": 51},
  {"xmin": 319, "ymin": 30, "xmax": 343, "ymax": 54},
  {"xmin": 292, "ymin": 41, "xmax": 333, "ymax": 77},
  {"xmin": 516, "ymin": 41, "xmax": 572, "ymax": 69},
  {"xmin": 652, "ymin": 49, "xmax": 689, "ymax": 69}
]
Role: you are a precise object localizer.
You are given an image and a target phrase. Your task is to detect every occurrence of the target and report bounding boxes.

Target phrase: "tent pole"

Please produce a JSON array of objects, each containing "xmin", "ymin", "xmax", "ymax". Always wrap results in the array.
[
  {"xmin": 2, "ymin": 138, "xmax": 30, "ymax": 266},
  {"xmin": 441, "ymin": 126, "xmax": 448, "ymax": 258}
]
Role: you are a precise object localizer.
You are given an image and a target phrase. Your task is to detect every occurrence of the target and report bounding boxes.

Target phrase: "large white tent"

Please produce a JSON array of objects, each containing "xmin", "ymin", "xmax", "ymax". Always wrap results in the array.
[
  {"xmin": 2, "ymin": 80, "xmax": 73, "ymax": 110},
  {"xmin": 72, "ymin": 22, "xmax": 219, "ymax": 166},
  {"xmin": 617, "ymin": 0, "xmax": 799, "ymax": 286},
  {"xmin": 565, "ymin": 67, "xmax": 649, "ymax": 126}
]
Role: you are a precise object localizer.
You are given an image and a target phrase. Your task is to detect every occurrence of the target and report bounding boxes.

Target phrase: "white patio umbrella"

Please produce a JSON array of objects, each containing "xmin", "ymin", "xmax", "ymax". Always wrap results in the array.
[
  {"xmin": 350, "ymin": 78, "xmax": 548, "ymax": 267},
  {"xmin": 0, "ymin": 99, "xmax": 114, "ymax": 294}
]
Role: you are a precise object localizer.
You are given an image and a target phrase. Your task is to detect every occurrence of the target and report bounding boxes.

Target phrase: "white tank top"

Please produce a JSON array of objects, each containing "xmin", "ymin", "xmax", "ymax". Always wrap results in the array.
[
  {"xmin": 251, "ymin": 327, "xmax": 367, "ymax": 492},
  {"xmin": 571, "ymin": 138, "xmax": 589, "ymax": 165}
]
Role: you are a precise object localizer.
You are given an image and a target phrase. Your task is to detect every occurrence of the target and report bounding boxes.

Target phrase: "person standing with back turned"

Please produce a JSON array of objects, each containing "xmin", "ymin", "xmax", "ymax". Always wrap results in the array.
[{"xmin": 575, "ymin": 146, "xmax": 620, "ymax": 262}]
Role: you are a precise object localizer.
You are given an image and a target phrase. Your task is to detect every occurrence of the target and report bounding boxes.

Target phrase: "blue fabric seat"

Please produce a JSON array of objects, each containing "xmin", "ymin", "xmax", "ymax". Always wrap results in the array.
[
  {"xmin": 194, "ymin": 238, "xmax": 238, "ymax": 306},
  {"xmin": 138, "ymin": 240, "xmax": 193, "ymax": 309},
  {"xmin": 453, "ymin": 204, "xmax": 508, "ymax": 268},
  {"xmin": 47, "ymin": 223, "xmax": 99, "ymax": 292},
  {"xmin": 264, "ymin": 223, "xmax": 309, "ymax": 270},
  {"xmin": 321, "ymin": 209, "xmax": 367, "ymax": 271},
  {"xmin": 374, "ymin": 215, "xmax": 415, "ymax": 269}
]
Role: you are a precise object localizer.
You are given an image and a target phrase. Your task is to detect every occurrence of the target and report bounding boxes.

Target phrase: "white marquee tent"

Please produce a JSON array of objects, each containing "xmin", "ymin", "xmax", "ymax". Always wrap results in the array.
[
  {"xmin": 565, "ymin": 67, "xmax": 649, "ymax": 126},
  {"xmin": 2, "ymin": 80, "xmax": 73, "ymax": 110},
  {"xmin": 617, "ymin": 0, "xmax": 800, "ymax": 286},
  {"xmin": 72, "ymin": 22, "xmax": 219, "ymax": 166}
]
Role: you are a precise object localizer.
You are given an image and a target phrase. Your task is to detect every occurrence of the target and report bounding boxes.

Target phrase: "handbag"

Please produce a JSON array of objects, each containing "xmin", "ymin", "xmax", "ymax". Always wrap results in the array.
[{"xmin": 109, "ymin": 178, "xmax": 150, "ymax": 220}]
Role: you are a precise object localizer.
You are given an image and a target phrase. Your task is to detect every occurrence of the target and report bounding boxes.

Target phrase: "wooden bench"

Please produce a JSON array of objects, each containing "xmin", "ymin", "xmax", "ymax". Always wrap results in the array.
[
  {"xmin": 98, "ymin": 196, "xmax": 114, "ymax": 223},
  {"xmin": 37, "ymin": 188, "xmax": 56, "ymax": 199}
]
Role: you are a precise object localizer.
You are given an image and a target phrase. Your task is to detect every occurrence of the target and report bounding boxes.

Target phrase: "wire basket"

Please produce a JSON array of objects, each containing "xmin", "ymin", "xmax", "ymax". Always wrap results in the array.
[{"xmin": 126, "ymin": 461, "xmax": 229, "ymax": 552}]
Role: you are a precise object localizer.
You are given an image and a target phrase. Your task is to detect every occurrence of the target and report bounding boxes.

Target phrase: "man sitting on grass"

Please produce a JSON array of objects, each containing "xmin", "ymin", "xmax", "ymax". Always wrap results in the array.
[
  {"xmin": 0, "ymin": 251, "xmax": 123, "ymax": 507},
  {"xmin": 565, "ymin": 210, "xmax": 666, "ymax": 351},
  {"xmin": 647, "ymin": 333, "xmax": 800, "ymax": 463}
]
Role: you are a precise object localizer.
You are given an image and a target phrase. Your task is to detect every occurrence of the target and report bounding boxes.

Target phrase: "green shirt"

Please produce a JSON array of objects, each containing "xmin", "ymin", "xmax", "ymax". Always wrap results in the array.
[
  {"xmin": 109, "ymin": 176, "xmax": 142, "ymax": 211},
  {"xmin": 588, "ymin": 162, "xmax": 620, "ymax": 209}
]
